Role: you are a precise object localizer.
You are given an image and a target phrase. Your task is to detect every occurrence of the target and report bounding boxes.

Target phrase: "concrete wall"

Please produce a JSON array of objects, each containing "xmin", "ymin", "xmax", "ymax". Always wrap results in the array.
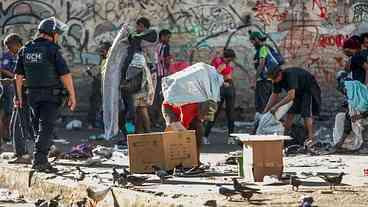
[{"xmin": 1, "ymin": 0, "xmax": 367, "ymax": 119}]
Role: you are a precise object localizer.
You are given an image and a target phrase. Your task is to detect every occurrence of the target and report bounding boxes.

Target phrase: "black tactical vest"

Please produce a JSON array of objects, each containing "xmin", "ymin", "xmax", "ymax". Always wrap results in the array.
[{"xmin": 22, "ymin": 41, "xmax": 62, "ymax": 88}]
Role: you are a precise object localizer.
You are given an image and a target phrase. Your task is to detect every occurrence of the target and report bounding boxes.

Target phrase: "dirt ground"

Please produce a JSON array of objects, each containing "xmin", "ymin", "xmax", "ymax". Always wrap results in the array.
[{"xmin": 0, "ymin": 126, "xmax": 367, "ymax": 206}]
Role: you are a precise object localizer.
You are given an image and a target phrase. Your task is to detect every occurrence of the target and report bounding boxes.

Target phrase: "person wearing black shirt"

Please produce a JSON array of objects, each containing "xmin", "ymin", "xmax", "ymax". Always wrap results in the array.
[{"xmin": 264, "ymin": 67, "xmax": 321, "ymax": 148}]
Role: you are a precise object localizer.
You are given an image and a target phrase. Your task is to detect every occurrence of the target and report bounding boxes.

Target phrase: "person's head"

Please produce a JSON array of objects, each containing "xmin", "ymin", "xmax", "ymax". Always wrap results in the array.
[
  {"xmin": 249, "ymin": 30, "xmax": 267, "ymax": 48},
  {"xmin": 266, "ymin": 67, "xmax": 283, "ymax": 83},
  {"xmin": 343, "ymin": 38, "xmax": 361, "ymax": 57},
  {"xmin": 159, "ymin": 29, "xmax": 171, "ymax": 44},
  {"xmin": 4, "ymin": 33, "xmax": 23, "ymax": 55},
  {"xmin": 222, "ymin": 48, "xmax": 236, "ymax": 64},
  {"xmin": 136, "ymin": 17, "xmax": 150, "ymax": 33},
  {"xmin": 98, "ymin": 42, "xmax": 111, "ymax": 59},
  {"xmin": 38, "ymin": 17, "xmax": 67, "ymax": 43},
  {"xmin": 360, "ymin": 33, "xmax": 368, "ymax": 49}
]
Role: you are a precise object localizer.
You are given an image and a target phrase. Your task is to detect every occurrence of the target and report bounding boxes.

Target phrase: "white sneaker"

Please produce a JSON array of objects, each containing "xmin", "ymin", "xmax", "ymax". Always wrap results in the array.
[
  {"xmin": 202, "ymin": 137, "xmax": 210, "ymax": 145},
  {"xmin": 227, "ymin": 136, "xmax": 236, "ymax": 145}
]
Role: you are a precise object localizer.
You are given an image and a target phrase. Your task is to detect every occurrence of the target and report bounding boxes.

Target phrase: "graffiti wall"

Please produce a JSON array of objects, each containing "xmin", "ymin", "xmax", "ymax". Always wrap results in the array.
[{"xmin": 0, "ymin": 0, "xmax": 366, "ymax": 118}]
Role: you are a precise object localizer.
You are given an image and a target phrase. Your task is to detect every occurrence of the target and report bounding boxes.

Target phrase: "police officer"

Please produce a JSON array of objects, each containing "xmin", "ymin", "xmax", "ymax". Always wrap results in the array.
[{"xmin": 15, "ymin": 17, "xmax": 77, "ymax": 172}]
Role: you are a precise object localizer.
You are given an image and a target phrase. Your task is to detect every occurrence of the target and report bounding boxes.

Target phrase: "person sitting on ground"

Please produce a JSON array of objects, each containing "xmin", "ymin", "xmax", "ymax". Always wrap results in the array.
[
  {"xmin": 263, "ymin": 67, "xmax": 321, "ymax": 150},
  {"xmin": 204, "ymin": 48, "xmax": 236, "ymax": 145}
]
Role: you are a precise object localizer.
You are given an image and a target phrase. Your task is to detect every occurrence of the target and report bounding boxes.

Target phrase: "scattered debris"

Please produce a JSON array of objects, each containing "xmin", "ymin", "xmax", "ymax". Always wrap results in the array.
[
  {"xmin": 0, "ymin": 188, "xmax": 25, "ymax": 204},
  {"xmin": 0, "ymin": 152, "xmax": 16, "ymax": 160},
  {"xmin": 65, "ymin": 120, "xmax": 82, "ymax": 130},
  {"xmin": 203, "ymin": 200, "xmax": 217, "ymax": 207},
  {"xmin": 171, "ymin": 194, "xmax": 182, "ymax": 199},
  {"xmin": 92, "ymin": 146, "xmax": 113, "ymax": 159},
  {"xmin": 263, "ymin": 175, "xmax": 284, "ymax": 185}
]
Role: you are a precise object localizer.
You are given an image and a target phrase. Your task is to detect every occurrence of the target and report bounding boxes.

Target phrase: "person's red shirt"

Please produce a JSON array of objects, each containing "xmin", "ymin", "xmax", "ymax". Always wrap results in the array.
[
  {"xmin": 211, "ymin": 57, "xmax": 233, "ymax": 76},
  {"xmin": 162, "ymin": 102, "xmax": 199, "ymax": 129}
]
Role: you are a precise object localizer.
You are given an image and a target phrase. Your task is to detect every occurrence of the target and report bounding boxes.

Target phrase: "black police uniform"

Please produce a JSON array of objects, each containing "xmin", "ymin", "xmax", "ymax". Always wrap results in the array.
[{"xmin": 15, "ymin": 38, "xmax": 69, "ymax": 167}]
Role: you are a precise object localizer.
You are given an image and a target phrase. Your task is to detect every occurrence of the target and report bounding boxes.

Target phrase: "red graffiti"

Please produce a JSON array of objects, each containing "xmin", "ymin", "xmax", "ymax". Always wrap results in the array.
[
  {"xmin": 313, "ymin": 0, "xmax": 328, "ymax": 19},
  {"xmin": 319, "ymin": 34, "xmax": 348, "ymax": 48},
  {"xmin": 253, "ymin": 1, "xmax": 288, "ymax": 25}
]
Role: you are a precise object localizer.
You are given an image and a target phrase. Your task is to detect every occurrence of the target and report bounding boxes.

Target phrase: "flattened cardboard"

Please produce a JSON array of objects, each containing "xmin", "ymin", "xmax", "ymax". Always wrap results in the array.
[{"xmin": 128, "ymin": 131, "xmax": 198, "ymax": 173}]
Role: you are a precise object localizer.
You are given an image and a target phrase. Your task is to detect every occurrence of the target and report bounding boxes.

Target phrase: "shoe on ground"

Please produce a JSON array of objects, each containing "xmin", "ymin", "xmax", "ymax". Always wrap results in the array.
[
  {"xmin": 359, "ymin": 146, "xmax": 368, "ymax": 154},
  {"xmin": 32, "ymin": 163, "xmax": 58, "ymax": 173},
  {"xmin": 8, "ymin": 154, "xmax": 32, "ymax": 164},
  {"xmin": 202, "ymin": 137, "xmax": 210, "ymax": 145}
]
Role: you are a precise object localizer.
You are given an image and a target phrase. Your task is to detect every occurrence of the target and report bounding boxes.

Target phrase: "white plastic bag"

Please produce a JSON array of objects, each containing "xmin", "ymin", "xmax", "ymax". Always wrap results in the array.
[
  {"xmin": 162, "ymin": 62, "xmax": 223, "ymax": 105},
  {"xmin": 333, "ymin": 110, "xmax": 364, "ymax": 151},
  {"xmin": 256, "ymin": 102, "xmax": 293, "ymax": 135}
]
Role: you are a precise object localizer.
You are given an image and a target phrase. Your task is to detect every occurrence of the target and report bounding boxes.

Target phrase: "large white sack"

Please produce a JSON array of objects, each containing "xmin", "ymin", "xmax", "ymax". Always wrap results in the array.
[{"xmin": 162, "ymin": 62, "xmax": 223, "ymax": 105}]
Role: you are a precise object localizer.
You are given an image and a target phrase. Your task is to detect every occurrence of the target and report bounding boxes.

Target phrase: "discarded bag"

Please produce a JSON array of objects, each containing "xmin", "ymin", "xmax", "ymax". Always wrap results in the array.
[
  {"xmin": 64, "ymin": 144, "xmax": 94, "ymax": 159},
  {"xmin": 162, "ymin": 62, "xmax": 223, "ymax": 105},
  {"xmin": 256, "ymin": 102, "xmax": 293, "ymax": 135},
  {"xmin": 333, "ymin": 110, "xmax": 364, "ymax": 151}
]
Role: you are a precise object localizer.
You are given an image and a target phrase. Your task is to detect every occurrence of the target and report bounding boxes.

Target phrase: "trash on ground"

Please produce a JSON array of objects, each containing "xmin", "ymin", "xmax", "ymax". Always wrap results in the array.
[{"xmin": 65, "ymin": 120, "xmax": 82, "ymax": 130}]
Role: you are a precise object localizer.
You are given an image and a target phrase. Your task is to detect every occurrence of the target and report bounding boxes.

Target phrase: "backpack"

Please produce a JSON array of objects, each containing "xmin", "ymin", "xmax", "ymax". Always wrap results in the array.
[{"xmin": 264, "ymin": 45, "xmax": 285, "ymax": 71}]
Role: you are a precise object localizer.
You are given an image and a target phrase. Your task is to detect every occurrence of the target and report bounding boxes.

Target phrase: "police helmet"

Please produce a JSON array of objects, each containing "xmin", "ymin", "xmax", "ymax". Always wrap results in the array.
[
  {"xmin": 38, "ymin": 17, "xmax": 67, "ymax": 35},
  {"xmin": 4, "ymin": 33, "xmax": 23, "ymax": 46}
]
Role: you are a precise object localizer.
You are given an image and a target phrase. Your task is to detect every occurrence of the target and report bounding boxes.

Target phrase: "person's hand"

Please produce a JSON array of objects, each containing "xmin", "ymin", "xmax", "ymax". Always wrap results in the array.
[
  {"xmin": 351, "ymin": 114, "xmax": 361, "ymax": 123},
  {"xmin": 223, "ymin": 82, "xmax": 230, "ymax": 87},
  {"xmin": 67, "ymin": 95, "xmax": 77, "ymax": 111},
  {"xmin": 168, "ymin": 122, "xmax": 186, "ymax": 131}
]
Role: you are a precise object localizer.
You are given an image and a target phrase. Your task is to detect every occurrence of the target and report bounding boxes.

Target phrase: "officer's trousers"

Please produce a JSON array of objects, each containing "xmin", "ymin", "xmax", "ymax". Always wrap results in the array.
[{"xmin": 27, "ymin": 88, "xmax": 61, "ymax": 166}]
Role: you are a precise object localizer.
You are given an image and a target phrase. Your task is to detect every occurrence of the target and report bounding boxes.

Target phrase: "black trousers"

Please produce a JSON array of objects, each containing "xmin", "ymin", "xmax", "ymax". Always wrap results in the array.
[
  {"xmin": 27, "ymin": 89, "xmax": 61, "ymax": 165},
  {"xmin": 205, "ymin": 83, "xmax": 235, "ymax": 137},
  {"xmin": 255, "ymin": 80, "xmax": 272, "ymax": 113},
  {"xmin": 87, "ymin": 76, "xmax": 102, "ymax": 127}
]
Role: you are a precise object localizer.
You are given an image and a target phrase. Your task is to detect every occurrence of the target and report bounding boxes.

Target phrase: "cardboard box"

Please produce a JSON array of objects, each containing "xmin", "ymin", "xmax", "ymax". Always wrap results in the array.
[
  {"xmin": 128, "ymin": 130, "xmax": 198, "ymax": 173},
  {"xmin": 232, "ymin": 134, "xmax": 291, "ymax": 182}
]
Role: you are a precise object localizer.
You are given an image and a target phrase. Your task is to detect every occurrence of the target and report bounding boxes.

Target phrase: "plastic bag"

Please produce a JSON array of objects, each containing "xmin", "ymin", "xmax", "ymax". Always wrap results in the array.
[
  {"xmin": 162, "ymin": 62, "xmax": 223, "ymax": 105},
  {"xmin": 256, "ymin": 102, "xmax": 293, "ymax": 135}
]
